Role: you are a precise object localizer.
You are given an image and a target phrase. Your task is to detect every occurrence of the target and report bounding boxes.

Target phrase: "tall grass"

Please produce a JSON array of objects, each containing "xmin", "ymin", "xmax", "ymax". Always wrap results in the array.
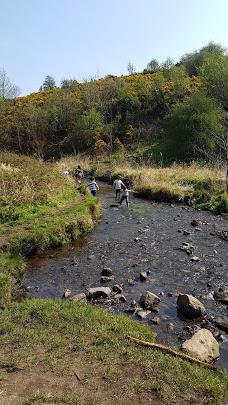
[
  {"xmin": 86, "ymin": 159, "xmax": 228, "ymax": 212},
  {"xmin": 56, "ymin": 154, "xmax": 92, "ymax": 175},
  {"xmin": 0, "ymin": 152, "xmax": 68, "ymax": 207}
]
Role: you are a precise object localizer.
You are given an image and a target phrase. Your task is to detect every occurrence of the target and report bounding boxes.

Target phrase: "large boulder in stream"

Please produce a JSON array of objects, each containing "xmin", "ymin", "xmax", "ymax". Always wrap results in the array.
[
  {"xmin": 182, "ymin": 329, "xmax": 219, "ymax": 363},
  {"xmin": 87, "ymin": 287, "xmax": 112, "ymax": 300},
  {"xmin": 177, "ymin": 294, "xmax": 205, "ymax": 318}
]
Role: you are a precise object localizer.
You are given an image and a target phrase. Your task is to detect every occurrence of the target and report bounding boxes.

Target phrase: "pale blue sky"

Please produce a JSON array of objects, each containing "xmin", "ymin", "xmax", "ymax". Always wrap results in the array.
[{"xmin": 1, "ymin": 0, "xmax": 228, "ymax": 96}]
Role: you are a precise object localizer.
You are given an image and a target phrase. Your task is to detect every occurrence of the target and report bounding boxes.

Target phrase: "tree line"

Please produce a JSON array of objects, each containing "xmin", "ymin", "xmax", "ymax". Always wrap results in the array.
[{"xmin": 0, "ymin": 42, "xmax": 227, "ymax": 166}]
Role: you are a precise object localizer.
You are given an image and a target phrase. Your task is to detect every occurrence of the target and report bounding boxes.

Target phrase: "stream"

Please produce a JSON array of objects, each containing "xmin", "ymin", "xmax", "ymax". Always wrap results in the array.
[{"xmin": 25, "ymin": 183, "xmax": 228, "ymax": 372}]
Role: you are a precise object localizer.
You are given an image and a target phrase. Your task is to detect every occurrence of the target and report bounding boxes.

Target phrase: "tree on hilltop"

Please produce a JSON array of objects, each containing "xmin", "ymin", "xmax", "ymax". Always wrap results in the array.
[
  {"xmin": 39, "ymin": 75, "xmax": 56, "ymax": 92},
  {"xmin": 0, "ymin": 68, "xmax": 20, "ymax": 99},
  {"xmin": 146, "ymin": 58, "xmax": 160, "ymax": 71},
  {"xmin": 180, "ymin": 41, "xmax": 226, "ymax": 77}
]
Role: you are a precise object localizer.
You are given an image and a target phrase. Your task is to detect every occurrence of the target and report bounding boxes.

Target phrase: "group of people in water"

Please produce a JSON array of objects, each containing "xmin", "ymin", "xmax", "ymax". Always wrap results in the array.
[
  {"xmin": 63, "ymin": 165, "xmax": 129, "ymax": 207},
  {"xmin": 87, "ymin": 172, "xmax": 129, "ymax": 207}
]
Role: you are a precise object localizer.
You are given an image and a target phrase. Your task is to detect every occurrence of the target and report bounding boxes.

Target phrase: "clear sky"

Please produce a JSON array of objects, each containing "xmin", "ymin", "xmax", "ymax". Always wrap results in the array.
[{"xmin": 1, "ymin": 0, "xmax": 228, "ymax": 96}]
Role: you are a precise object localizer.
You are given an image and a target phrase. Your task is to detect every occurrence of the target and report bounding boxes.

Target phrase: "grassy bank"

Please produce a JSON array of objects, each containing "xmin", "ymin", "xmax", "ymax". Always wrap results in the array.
[
  {"xmin": 1, "ymin": 299, "xmax": 227, "ymax": 404},
  {"xmin": 0, "ymin": 153, "xmax": 102, "ymax": 305}
]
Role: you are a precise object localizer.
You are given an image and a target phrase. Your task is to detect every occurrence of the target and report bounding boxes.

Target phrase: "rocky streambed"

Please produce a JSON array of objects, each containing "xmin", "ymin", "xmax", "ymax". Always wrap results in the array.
[{"xmin": 25, "ymin": 184, "xmax": 228, "ymax": 371}]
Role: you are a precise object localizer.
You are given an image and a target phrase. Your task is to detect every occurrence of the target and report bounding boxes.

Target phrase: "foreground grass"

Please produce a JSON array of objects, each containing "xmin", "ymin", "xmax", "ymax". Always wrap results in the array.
[
  {"xmin": 1, "ymin": 153, "xmax": 228, "ymax": 404},
  {"xmin": 0, "ymin": 299, "xmax": 227, "ymax": 404}
]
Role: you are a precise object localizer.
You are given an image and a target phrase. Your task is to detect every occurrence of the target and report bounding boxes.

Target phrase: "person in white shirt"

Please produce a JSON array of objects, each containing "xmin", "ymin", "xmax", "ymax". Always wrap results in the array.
[
  {"xmin": 118, "ymin": 186, "xmax": 129, "ymax": 207},
  {"xmin": 113, "ymin": 175, "xmax": 125, "ymax": 201}
]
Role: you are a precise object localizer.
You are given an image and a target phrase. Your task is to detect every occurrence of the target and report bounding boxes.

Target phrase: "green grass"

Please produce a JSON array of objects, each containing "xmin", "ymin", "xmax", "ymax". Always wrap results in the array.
[
  {"xmin": 0, "ymin": 299, "xmax": 227, "ymax": 404},
  {"xmin": 22, "ymin": 394, "xmax": 81, "ymax": 405},
  {"xmin": 0, "ymin": 190, "xmax": 101, "ymax": 305}
]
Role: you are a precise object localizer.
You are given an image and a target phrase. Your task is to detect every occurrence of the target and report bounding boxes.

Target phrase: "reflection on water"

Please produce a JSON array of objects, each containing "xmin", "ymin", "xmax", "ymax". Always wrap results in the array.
[{"xmin": 25, "ymin": 183, "xmax": 228, "ymax": 372}]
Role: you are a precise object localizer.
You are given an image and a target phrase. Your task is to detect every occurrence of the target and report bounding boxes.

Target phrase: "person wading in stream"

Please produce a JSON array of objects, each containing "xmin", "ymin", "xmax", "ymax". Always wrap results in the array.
[
  {"xmin": 87, "ymin": 177, "xmax": 99, "ymax": 197},
  {"xmin": 113, "ymin": 175, "xmax": 125, "ymax": 202},
  {"xmin": 118, "ymin": 185, "xmax": 129, "ymax": 208}
]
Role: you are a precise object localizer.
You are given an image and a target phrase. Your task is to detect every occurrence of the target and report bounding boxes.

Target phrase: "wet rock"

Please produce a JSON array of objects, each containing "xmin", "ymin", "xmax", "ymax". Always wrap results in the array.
[
  {"xmin": 213, "ymin": 291, "xmax": 228, "ymax": 305},
  {"xmin": 183, "ymin": 230, "xmax": 191, "ymax": 235},
  {"xmin": 115, "ymin": 294, "xmax": 126, "ymax": 302},
  {"xmin": 125, "ymin": 306, "xmax": 137, "ymax": 313},
  {"xmin": 180, "ymin": 242, "xmax": 194, "ymax": 255},
  {"xmin": 151, "ymin": 306, "xmax": 159, "ymax": 313},
  {"xmin": 101, "ymin": 276, "xmax": 113, "ymax": 283},
  {"xmin": 210, "ymin": 316, "xmax": 228, "ymax": 333},
  {"xmin": 127, "ymin": 277, "xmax": 135, "ymax": 285},
  {"xmin": 177, "ymin": 294, "xmax": 206, "ymax": 318},
  {"xmin": 87, "ymin": 287, "xmax": 111, "ymax": 300},
  {"xmin": 178, "ymin": 326, "xmax": 193, "ymax": 341},
  {"xmin": 140, "ymin": 291, "xmax": 160, "ymax": 309},
  {"xmin": 182, "ymin": 329, "xmax": 219, "ymax": 363},
  {"xmin": 62, "ymin": 289, "xmax": 71, "ymax": 299},
  {"xmin": 113, "ymin": 284, "xmax": 123, "ymax": 294},
  {"xmin": 136, "ymin": 309, "xmax": 151, "ymax": 319},
  {"xmin": 190, "ymin": 256, "xmax": 200, "ymax": 262},
  {"xmin": 102, "ymin": 267, "xmax": 112, "ymax": 276},
  {"xmin": 191, "ymin": 219, "xmax": 202, "ymax": 226},
  {"xmin": 166, "ymin": 322, "xmax": 174, "ymax": 332},
  {"xmin": 151, "ymin": 316, "xmax": 160, "ymax": 324},
  {"xmin": 140, "ymin": 272, "xmax": 147, "ymax": 281},
  {"xmin": 70, "ymin": 293, "xmax": 86, "ymax": 302}
]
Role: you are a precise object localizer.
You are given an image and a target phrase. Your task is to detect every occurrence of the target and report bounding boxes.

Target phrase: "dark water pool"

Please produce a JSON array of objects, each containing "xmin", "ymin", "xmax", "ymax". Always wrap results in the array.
[{"xmin": 25, "ymin": 183, "xmax": 228, "ymax": 372}]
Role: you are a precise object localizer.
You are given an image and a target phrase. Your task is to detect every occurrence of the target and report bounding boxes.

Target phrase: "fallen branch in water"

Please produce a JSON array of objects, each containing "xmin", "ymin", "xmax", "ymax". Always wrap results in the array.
[{"xmin": 128, "ymin": 336, "xmax": 217, "ymax": 371}]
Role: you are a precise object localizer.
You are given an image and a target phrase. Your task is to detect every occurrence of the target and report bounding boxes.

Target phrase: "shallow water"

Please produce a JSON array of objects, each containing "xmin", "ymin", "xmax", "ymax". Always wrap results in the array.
[{"xmin": 25, "ymin": 183, "xmax": 228, "ymax": 372}]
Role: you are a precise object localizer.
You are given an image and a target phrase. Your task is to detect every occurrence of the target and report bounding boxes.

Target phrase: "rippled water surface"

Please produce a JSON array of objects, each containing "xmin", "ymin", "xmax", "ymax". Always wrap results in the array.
[{"xmin": 25, "ymin": 183, "xmax": 228, "ymax": 371}]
